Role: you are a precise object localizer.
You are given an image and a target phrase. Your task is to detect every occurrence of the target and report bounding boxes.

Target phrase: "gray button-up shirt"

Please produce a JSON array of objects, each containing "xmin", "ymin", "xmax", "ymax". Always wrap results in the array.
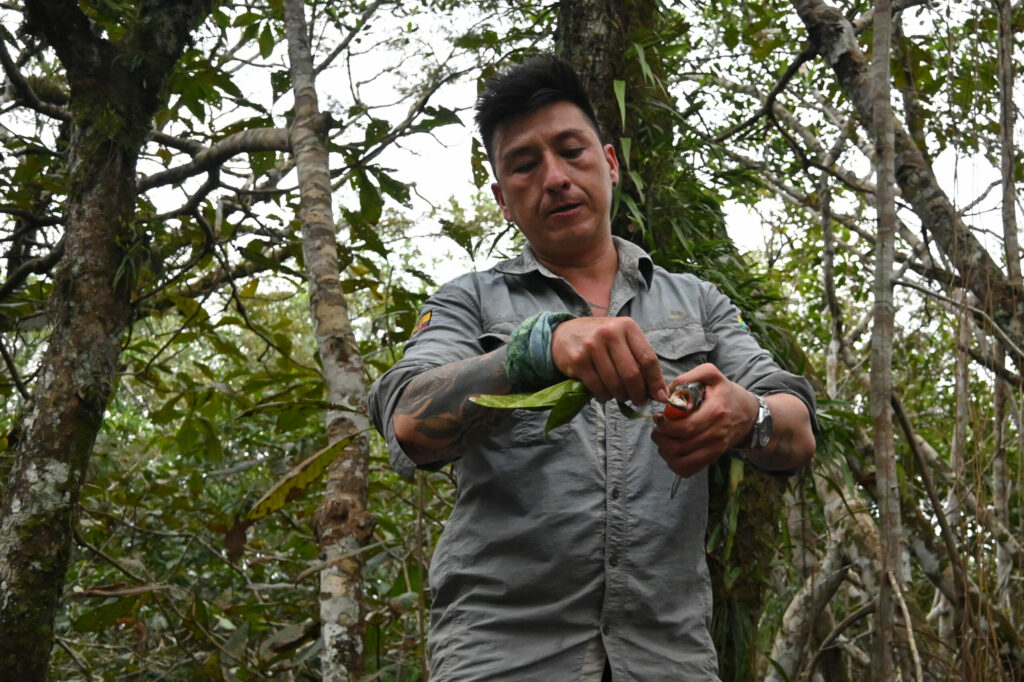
[{"xmin": 368, "ymin": 238, "xmax": 816, "ymax": 681}]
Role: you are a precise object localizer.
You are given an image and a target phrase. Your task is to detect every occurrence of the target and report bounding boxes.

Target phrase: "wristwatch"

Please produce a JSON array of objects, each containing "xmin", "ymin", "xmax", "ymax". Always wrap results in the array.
[{"xmin": 747, "ymin": 395, "xmax": 773, "ymax": 449}]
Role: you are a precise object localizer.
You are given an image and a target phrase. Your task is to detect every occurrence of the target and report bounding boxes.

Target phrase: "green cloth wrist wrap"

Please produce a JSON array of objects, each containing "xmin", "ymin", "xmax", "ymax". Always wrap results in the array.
[{"xmin": 506, "ymin": 311, "xmax": 576, "ymax": 392}]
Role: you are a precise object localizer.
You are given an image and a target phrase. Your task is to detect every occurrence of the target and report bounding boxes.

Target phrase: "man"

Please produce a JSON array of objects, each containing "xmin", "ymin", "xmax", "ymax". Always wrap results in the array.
[{"xmin": 368, "ymin": 53, "xmax": 816, "ymax": 681}]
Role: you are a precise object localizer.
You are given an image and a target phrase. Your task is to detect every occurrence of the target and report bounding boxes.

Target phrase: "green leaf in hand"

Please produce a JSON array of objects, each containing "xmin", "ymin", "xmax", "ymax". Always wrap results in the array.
[
  {"xmin": 544, "ymin": 383, "xmax": 592, "ymax": 432},
  {"xmin": 470, "ymin": 380, "xmax": 659, "ymax": 434},
  {"xmin": 470, "ymin": 379, "xmax": 591, "ymax": 433}
]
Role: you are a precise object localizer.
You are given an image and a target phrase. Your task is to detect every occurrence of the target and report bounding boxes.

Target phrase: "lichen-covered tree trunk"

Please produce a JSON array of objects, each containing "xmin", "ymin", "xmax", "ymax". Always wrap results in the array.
[
  {"xmin": 0, "ymin": 1, "xmax": 209, "ymax": 678},
  {"xmin": 283, "ymin": 1, "xmax": 374, "ymax": 679}
]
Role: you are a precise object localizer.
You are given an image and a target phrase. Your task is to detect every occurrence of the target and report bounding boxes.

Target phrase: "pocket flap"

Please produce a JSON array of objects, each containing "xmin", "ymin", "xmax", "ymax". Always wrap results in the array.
[{"xmin": 647, "ymin": 323, "xmax": 716, "ymax": 360}]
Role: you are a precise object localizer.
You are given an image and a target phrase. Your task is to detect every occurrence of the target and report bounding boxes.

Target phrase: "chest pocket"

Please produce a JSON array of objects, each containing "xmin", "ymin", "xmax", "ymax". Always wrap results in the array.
[{"xmin": 646, "ymin": 323, "xmax": 717, "ymax": 380}]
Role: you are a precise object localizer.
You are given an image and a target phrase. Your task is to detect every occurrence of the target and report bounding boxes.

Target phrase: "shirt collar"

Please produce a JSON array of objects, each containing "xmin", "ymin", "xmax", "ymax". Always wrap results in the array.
[{"xmin": 494, "ymin": 236, "xmax": 654, "ymax": 288}]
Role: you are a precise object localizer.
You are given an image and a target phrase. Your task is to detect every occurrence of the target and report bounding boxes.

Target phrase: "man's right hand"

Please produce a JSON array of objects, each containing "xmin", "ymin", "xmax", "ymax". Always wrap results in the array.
[{"xmin": 551, "ymin": 317, "xmax": 668, "ymax": 405}]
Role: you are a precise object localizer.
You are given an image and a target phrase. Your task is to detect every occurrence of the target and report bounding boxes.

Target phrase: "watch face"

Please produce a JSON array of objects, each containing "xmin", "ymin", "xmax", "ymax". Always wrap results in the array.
[
  {"xmin": 752, "ymin": 396, "xmax": 772, "ymax": 449},
  {"xmin": 756, "ymin": 411, "xmax": 773, "ymax": 448}
]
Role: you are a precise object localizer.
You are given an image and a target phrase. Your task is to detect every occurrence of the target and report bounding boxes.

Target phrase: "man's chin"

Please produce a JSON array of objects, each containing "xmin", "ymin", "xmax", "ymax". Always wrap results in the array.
[{"xmin": 531, "ymin": 230, "xmax": 614, "ymax": 264}]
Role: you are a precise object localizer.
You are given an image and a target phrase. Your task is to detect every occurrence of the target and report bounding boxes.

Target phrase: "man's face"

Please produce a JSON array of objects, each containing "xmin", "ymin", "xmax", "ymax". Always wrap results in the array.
[{"xmin": 490, "ymin": 101, "xmax": 619, "ymax": 265}]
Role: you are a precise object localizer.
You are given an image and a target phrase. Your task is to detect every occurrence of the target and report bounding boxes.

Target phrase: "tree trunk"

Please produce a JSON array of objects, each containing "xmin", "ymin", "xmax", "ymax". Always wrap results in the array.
[
  {"xmin": 867, "ymin": 2, "xmax": 901, "ymax": 678},
  {"xmin": 0, "ymin": 2, "xmax": 209, "ymax": 678},
  {"xmin": 995, "ymin": 0, "xmax": 1020, "ymax": 625},
  {"xmin": 997, "ymin": 0, "xmax": 1020, "ymax": 289},
  {"xmin": 283, "ymin": 2, "xmax": 374, "ymax": 679}
]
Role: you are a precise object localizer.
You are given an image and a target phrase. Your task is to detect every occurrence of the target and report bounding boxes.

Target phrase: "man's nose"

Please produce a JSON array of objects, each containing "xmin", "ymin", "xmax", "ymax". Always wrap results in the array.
[{"xmin": 542, "ymin": 155, "xmax": 570, "ymax": 190}]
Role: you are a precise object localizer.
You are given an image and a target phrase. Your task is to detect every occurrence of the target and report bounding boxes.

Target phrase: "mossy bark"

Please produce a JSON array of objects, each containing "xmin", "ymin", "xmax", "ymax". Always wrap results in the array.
[{"xmin": 0, "ymin": 2, "xmax": 210, "ymax": 678}]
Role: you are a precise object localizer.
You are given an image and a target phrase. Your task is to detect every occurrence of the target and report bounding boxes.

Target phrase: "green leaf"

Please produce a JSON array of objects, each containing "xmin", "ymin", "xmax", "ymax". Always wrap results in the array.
[
  {"xmin": 354, "ymin": 169, "xmax": 383, "ymax": 225},
  {"xmin": 469, "ymin": 378, "xmax": 588, "ymax": 411},
  {"xmin": 613, "ymin": 79, "xmax": 627, "ymax": 128},
  {"xmin": 270, "ymin": 70, "xmax": 291, "ymax": 102},
  {"xmin": 471, "ymin": 137, "xmax": 491, "ymax": 188},
  {"xmin": 248, "ymin": 150, "xmax": 276, "ymax": 177},
  {"xmin": 633, "ymin": 43, "xmax": 655, "ymax": 85},
  {"xmin": 469, "ymin": 379, "xmax": 593, "ymax": 433},
  {"xmin": 616, "ymin": 401, "xmax": 655, "ymax": 419},
  {"xmin": 543, "ymin": 387, "xmax": 591, "ymax": 432},
  {"xmin": 628, "ymin": 169, "xmax": 645, "ymax": 194},
  {"xmin": 621, "ymin": 193, "xmax": 646, "ymax": 228},
  {"xmin": 454, "ymin": 29, "xmax": 499, "ymax": 49},
  {"xmin": 372, "ymin": 168, "xmax": 411, "ymax": 206},
  {"xmin": 258, "ymin": 24, "xmax": 275, "ymax": 59},
  {"xmin": 412, "ymin": 105, "xmax": 462, "ymax": 133},
  {"xmin": 245, "ymin": 433, "xmax": 360, "ymax": 523},
  {"xmin": 73, "ymin": 596, "xmax": 140, "ymax": 633},
  {"xmin": 239, "ymin": 279, "xmax": 259, "ymax": 298},
  {"xmin": 723, "ymin": 23, "xmax": 740, "ymax": 49},
  {"xmin": 365, "ymin": 118, "xmax": 392, "ymax": 144}
]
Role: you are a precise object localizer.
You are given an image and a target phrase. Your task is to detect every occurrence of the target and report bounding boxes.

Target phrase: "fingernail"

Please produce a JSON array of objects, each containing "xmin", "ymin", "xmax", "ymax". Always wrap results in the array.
[{"xmin": 655, "ymin": 388, "xmax": 668, "ymax": 403}]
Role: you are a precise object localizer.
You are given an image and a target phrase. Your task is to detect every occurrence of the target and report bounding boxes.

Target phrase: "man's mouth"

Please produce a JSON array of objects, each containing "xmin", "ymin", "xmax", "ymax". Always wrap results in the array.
[{"xmin": 549, "ymin": 203, "xmax": 582, "ymax": 216}]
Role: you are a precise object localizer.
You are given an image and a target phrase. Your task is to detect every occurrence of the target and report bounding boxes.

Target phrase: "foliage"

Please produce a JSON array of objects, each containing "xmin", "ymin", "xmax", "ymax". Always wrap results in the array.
[
  {"xmin": 1, "ymin": 0, "xmax": 534, "ymax": 677},
  {"xmin": 2, "ymin": 0, "xmax": 1022, "ymax": 679}
]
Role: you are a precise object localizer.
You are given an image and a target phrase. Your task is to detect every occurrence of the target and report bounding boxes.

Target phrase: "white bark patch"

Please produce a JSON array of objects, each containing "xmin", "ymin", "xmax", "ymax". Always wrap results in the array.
[
  {"xmin": 0, "ymin": 460, "xmax": 70, "ymax": 612},
  {"xmin": 0, "ymin": 460, "xmax": 71, "ymax": 542},
  {"xmin": 824, "ymin": 20, "xmax": 858, "ymax": 66}
]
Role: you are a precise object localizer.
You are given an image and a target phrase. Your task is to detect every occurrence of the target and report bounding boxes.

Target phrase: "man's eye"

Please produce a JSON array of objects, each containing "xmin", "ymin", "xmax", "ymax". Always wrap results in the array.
[
  {"xmin": 513, "ymin": 161, "xmax": 537, "ymax": 173},
  {"xmin": 563, "ymin": 148, "xmax": 585, "ymax": 159}
]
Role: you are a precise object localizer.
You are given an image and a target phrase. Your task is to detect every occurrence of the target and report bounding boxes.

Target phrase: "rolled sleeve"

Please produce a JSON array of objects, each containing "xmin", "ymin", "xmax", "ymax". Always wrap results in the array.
[
  {"xmin": 702, "ymin": 280, "xmax": 819, "ymax": 433},
  {"xmin": 367, "ymin": 278, "xmax": 489, "ymax": 479}
]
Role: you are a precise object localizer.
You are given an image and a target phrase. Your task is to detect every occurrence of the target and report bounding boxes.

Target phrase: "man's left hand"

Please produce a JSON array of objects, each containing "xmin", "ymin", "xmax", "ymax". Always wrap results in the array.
[{"xmin": 650, "ymin": 363, "xmax": 758, "ymax": 478}]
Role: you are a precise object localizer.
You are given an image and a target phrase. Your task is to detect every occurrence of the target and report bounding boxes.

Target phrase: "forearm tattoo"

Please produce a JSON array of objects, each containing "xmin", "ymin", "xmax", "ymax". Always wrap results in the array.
[
  {"xmin": 771, "ymin": 427, "xmax": 797, "ymax": 468},
  {"xmin": 393, "ymin": 350, "xmax": 510, "ymax": 462}
]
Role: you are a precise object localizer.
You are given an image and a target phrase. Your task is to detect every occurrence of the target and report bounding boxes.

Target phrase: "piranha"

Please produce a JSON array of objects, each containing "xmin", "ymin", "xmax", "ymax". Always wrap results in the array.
[{"xmin": 662, "ymin": 382, "xmax": 705, "ymax": 499}]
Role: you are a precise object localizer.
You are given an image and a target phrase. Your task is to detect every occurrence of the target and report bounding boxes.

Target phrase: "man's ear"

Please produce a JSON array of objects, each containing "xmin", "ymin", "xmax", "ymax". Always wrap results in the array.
[
  {"xmin": 491, "ymin": 182, "xmax": 512, "ymax": 221},
  {"xmin": 603, "ymin": 144, "xmax": 620, "ymax": 187}
]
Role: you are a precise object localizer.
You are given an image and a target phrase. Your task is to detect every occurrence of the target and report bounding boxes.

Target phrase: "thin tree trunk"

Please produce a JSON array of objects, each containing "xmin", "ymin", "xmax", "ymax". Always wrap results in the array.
[
  {"xmin": 946, "ymin": 299, "xmax": 976, "ymax": 676},
  {"xmin": 0, "ymin": 2, "xmax": 209, "ymax": 678},
  {"xmin": 997, "ymin": 0, "xmax": 1020, "ymax": 289},
  {"xmin": 996, "ymin": 0, "xmax": 1019, "ymax": 625},
  {"xmin": 765, "ymin": 542, "xmax": 849, "ymax": 682},
  {"xmin": 868, "ymin": 1, "xmax": 901, "ymax": 678},
  {"xmin": 282, "ymin": 2, "xmax": 374, "ymax": 679},
  {"xmin": 992, "ymin": 360, "xmax": 1012, "ymax": 613},
  {"xmin": 821, "ymin": 172, "xmax": 843, "ymax": 399}
]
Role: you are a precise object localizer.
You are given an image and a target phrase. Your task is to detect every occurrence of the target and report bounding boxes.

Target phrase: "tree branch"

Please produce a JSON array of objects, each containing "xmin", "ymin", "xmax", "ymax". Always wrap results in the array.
[
  {"xmin": 0, "ymin": 239, "xmax": 64, "ymax": 303},
  {"xmin": 314, "ymin": 0, "xmax": 387, "ymax": 76},
  {"xmin": 0, "ymin": 31, "xmax": 70, "ymax": 121},
  {"xmin": 714, "ymin": 43, "xmax": 817, "ymax": 143},
  {"xmin": 138, "ymin": 128, "xmax": 290, "ymax": 192},
  {"xmin": 0, "ymin": 337, "xmax": 29, "ymax": 400}
]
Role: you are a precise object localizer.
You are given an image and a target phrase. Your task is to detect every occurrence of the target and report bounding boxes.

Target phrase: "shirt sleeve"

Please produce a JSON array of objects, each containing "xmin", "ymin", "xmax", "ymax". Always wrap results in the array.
[
  {"xmin": 702, "ymin": 280, "xmax": 819, "ymax": 434},
  {"xmin": 367, "ymin": 278, "xmax": 488, "ymax": 479}
]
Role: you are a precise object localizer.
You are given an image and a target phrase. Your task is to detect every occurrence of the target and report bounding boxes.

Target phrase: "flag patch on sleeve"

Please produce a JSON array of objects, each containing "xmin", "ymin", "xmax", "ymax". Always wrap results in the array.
[
  {"xmin": 412, "ymin": 311, "xmax": 432, "ymax": 336},
  {"xmin": 738, "ymin": 314, "xmax": 751, "ymax": 333}
]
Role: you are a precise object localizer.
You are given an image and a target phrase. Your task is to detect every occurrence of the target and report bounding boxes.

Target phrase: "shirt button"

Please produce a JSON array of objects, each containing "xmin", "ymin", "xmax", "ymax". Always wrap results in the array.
[
  {"xmin": 609, "ymin": 554, "xmax": 619, "ymax": 567},
  {"xmin": 611, "ymin": 487, "xmax": 620, "ymax": 499}
]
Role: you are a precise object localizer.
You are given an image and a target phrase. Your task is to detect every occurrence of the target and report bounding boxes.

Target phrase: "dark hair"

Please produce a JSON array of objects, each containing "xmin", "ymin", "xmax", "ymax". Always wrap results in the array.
[{"xmin": 474, "ymin": 53, "xmax": 603, "ymax": 165}]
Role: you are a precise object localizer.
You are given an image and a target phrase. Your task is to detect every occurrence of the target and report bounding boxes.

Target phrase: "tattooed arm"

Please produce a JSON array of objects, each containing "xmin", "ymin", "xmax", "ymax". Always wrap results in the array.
[{"xmin": 391, "ymin": 347, "xmax": 512, "ymax": 467}]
